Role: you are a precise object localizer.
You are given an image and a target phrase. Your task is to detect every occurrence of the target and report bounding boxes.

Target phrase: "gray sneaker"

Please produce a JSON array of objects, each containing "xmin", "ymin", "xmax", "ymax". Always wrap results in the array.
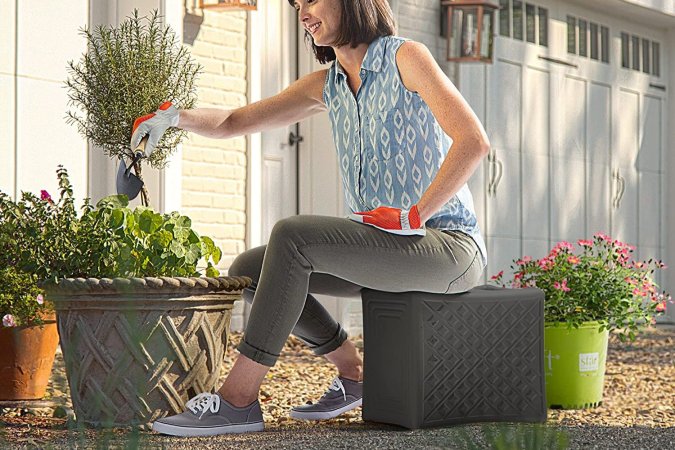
[
  {"xmin": 152, "ymin": 392, "xmax": 264, "ymax": 436},
  {"xmin": 290, "ymin": 376, "xmax": 363, "ymax": 420}
]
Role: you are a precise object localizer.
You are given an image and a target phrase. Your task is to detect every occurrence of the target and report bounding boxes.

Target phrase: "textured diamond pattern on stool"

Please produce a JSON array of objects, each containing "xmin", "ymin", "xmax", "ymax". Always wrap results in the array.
[{"xmin": 421, "ymin": 299, "xmax": 542, "ymax": 424}]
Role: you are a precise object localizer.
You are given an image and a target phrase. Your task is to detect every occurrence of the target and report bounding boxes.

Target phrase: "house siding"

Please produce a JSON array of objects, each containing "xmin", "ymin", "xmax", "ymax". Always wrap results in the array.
[
  {"xmin": 181, "ymin": 6, "xmax": 249, "ymax": 330},
  {"xmin": 0, "ymin": 0, "xmax": 89, "ymax": 203}
]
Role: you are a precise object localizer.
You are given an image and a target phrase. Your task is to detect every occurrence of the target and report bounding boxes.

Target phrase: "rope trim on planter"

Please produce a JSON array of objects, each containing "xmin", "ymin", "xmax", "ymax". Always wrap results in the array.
[{"xmin": 41, "ymin": 275, "xmax": 252, "ymax": 294}]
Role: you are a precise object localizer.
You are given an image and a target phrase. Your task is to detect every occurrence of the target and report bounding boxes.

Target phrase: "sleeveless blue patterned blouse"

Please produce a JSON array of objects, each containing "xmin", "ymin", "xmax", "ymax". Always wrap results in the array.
[{"xmin": 322, "ymin": 35, "xmax": 487, "ymax": 267}]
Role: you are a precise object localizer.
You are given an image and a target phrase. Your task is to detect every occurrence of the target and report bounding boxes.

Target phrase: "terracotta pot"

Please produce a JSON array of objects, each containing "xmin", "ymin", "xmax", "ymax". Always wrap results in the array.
[
  {"xmin": 0, "ymin": 316, "xmax": 60, "ymax": 400},
  {"xmin": 45, "ymin": 275, "xmax": 250, "ymax": 428}
]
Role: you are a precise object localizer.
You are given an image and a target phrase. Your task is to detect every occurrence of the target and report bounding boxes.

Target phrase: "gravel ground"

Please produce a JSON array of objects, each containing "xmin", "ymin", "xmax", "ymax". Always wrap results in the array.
[{"xmin": 0, "ymin": 325, "xmax": 672, "ymax": 449}]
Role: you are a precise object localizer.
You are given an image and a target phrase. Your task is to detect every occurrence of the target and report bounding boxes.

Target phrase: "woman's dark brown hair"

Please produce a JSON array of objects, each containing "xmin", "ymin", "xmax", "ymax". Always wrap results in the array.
[{"xmin": 288, "ymin": 0, "xmax": 397, "ymax": 64}]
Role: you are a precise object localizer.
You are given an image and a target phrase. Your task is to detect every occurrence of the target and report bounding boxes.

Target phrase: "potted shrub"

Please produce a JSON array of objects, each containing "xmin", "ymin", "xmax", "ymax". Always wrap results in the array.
[
  {"xmin": 65, "ymin": 9, "xmax": 200, "ymax": 206},
  {"xmin": 6, "ymin": 167, "xmax": 250, "ymax": 427},
  {"xmin": 492, "ymin": 233, "xmax": 670, "ymax": 409},
  {"xmin": 0, "ymin": 186, "xmax": 62, "ymax": 401},
  {"xmin": 0, "ymin": 263, "xmax": 58, "ymax": 400}
]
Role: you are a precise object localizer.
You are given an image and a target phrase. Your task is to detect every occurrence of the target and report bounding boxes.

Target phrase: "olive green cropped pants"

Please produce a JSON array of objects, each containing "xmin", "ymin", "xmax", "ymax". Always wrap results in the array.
[{"xmin": 228, "ymin": 215, "xmax": 484, "ymax": 367}]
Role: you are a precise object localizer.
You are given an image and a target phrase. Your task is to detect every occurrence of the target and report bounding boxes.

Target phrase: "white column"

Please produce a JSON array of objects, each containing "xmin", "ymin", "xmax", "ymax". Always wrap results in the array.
[
  {"xmin": 161, "ymin": 0, "xmax": 184, "ymax": 214},
  {"xmin": 0, "ymin": 0, "xmax": 17, "ymax": 198},
  {"xmin": 665, "ymin": 27, "xmax": 675, "ymax": 323},
  {"xmin": 247, "ymin": 8, "xmax": 263, "ymax": 250}
]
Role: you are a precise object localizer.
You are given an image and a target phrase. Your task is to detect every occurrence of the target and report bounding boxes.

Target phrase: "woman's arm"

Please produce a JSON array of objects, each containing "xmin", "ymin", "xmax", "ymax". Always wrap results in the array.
[
  {"xmin": 395, "ymin": 41, "xmax": 490, "ymax": 222},
  {"xmin": 178, "ymin": 68, "xmax": 328, "ymax": 139}
]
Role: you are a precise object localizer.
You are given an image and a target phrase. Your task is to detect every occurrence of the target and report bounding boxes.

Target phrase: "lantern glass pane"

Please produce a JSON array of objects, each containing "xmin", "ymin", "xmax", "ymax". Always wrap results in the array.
[
  {"xmin": 481, "ymin": 11, "xmax": 493, "ymax": 58},
  {"xmin": 451, "ymin": 7, "xmax": 479, "ymax": 58}
]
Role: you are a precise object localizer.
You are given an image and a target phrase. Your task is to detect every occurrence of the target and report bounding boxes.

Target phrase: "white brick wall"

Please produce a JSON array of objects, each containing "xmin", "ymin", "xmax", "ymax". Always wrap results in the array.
[{"xmin": 181, "ymin": 5, "xmax": 249, "ymax": 330}]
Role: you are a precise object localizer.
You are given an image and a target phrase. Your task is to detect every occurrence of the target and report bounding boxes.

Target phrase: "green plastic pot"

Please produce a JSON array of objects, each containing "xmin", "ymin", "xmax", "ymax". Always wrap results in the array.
[{"xmin": 544, "ymin": 321, "xmax": 609, "ymax": 409}]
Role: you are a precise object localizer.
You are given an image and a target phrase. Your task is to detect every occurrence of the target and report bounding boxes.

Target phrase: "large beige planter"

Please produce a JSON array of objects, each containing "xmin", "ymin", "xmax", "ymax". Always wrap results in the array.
[{"xmin": 44, "ymin": 275, "xmax": 250, "ymax": 428}]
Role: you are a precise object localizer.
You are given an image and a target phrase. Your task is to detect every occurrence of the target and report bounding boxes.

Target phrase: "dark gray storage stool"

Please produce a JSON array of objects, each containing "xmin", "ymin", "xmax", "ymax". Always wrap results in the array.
[{"xmin": 360, "ymin": 285, "xmax": 547, "ymax": 429}]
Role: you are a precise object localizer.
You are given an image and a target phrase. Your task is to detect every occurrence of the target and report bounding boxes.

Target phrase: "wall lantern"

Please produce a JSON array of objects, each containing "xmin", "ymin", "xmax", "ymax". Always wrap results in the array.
[
  {"xmin": 441, "ymin": 0, "xmax": 499, "ymax": 63},
  {"xmin": 199, "ymin": 0, "xmax": 257, "ymax": 11}
]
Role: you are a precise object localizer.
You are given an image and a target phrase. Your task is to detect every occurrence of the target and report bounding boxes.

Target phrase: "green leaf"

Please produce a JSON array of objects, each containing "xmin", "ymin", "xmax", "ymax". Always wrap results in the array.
[
  {"xmin": 109, "ymin": 209, "xmax": 125, "ymax": 229},
  {"xmin": 150, "ymin": 230, "xmax": 173, "ymax": 249},
  {"xmin": 205, "ymin": 263, "xmax": 219, "ymax": 278},
  {"xmin": 176, "ymin": 216, "xmax": 192, "ymax": 229},
  {"xmin": 187, "ymin": 230, "xmax": 200, "ymax": 244},
  {"xmin": 139, "ymin": 210, "xmax": 163, "ymax": 234},
  {"xmin": 169, "ymin": 241, "xmax": 186, "ymax": 258},
  {"xmin": 173, "ymin": 227, "xmax": 190, "ymax": 241},
  {"xmin": 212, "ymin": 246, "xmax": 222, "ymax": 265},
  {"xmin": 185, "ymin": 244, "xmax": 201, "ymax": 264},
  {"xmin": 96, "ymin": 194, "xmax": 129, "ymax": 209}
]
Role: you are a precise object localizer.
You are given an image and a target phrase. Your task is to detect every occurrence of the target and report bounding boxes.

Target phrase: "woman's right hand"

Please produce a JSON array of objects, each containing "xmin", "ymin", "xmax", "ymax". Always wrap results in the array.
[{"xmin": 130, "ymin": 101, "xmax": 180, "ymax": 157}]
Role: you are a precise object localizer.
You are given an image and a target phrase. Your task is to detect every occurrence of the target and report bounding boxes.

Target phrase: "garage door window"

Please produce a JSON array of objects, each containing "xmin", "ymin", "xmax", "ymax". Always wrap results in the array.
[
  {"xmin": 567, "ymin": 15, "xmax": 609, "ymax": 63},
  {"xmin": 621, "ymin": 32, "xmax": 661, "ymax": 77},
  {"xmin": 498, "ymin": 0, "xmax": 547, "ymax": 47}
]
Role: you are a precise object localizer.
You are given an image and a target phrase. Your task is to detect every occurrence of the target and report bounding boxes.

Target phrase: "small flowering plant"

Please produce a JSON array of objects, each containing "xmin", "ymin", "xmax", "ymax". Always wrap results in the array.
[
  {"xmin": 491, "ymin": 233, "xmax": 671, "ymax": 341},
  {"xmin": 0, "ymin": 267, "xmax": 52, "ymax": 328}
]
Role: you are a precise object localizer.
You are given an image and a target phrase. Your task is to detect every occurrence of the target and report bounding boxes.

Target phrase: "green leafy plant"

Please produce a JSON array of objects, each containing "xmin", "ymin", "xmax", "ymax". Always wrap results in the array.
[
  {"xmin": 0, "ymin": 166, "xmax": 222, "ymax": 286},
  {"xmin": 491, "ymin": 234, "xmax": 671, "ymax": 341},
  {"xmin": 65, "ymin": 9, "xmax": 200, "ymax": 205},
  {"xmin": 90, "ymin": 195, "xmax": 222, "ymax": 278}
]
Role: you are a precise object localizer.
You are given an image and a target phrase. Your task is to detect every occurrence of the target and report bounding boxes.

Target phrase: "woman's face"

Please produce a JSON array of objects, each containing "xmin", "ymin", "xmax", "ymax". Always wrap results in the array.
[{"xmin": 294, "ymin": 0, "xmax": 342, "ymax": 47}]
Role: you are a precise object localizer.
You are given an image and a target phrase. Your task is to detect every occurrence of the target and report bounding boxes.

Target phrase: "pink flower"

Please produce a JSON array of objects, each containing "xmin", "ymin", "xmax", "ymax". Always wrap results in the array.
[
  {"xmin": 40, "ymin": 190, "xmax": 54, "ymax": 204},
  {"xmin": 539, "ymin": 259, "xmax": 554, "ymax": 271},
  {"xmin": 553, "ymin": 241, "xmax": 574, "ymax": 252},
  {"xmin": 568, "ymin": 256, "xmax": 580, "ymax": 264},
  {"xmin": 491, "ymin": 270, "xmax": 503, "ymax": 281},
  {"xmin": 553, "ymin": 280, "xmax": 571, "ymax": 292},
  {"xmin": 594, "ymin": 232, "xmax": 611, "ymax": 242},
  {"xmin": 578, "ymin": 239, "xmax": 593, "ymax": 247},
  {"xmin": 656, "ymin": 302, "xmax": 666, "ymax": 312},
  {"xmin": 2, "ymin": 314, "xmax": 16, "ymax": 327},
  {"xmin": 36, "ymin": 294, "xmax": 44, "ymax": 305},
  {"xmin": 633, "ymin": 261, "xmax": 645, "ymax": 269},
  {"xmin": 516, "ymin": 256, "xmax": 532, "ymax": 265}
]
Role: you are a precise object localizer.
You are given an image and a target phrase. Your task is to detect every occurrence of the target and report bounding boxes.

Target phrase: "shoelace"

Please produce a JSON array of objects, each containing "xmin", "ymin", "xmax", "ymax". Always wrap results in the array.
[
  {"xmin": 186, "ymin": 392, "xmax": 221, "ymax": 419},
  {"xmin": 327, "ymin": 377, "xmax": 347, "ymax": 402}
]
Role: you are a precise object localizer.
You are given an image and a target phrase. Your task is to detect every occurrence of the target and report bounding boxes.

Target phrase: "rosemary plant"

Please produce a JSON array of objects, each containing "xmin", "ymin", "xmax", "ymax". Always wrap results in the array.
[{"xmin": 66, "ymin": 9, "xmax": 200, "ymax": 172}]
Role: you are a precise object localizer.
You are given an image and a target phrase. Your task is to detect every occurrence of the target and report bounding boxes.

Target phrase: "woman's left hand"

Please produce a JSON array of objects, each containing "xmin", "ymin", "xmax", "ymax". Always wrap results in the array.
[{"xmin": 348, "ymin": 205, "xmax": 426, "ymax": 236}]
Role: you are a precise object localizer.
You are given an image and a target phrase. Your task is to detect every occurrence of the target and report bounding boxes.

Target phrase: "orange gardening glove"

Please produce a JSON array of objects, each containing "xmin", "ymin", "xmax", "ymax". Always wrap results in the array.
[{"xmin": 348, "ymin": 205, "xmax": 426, "ymax": 236}]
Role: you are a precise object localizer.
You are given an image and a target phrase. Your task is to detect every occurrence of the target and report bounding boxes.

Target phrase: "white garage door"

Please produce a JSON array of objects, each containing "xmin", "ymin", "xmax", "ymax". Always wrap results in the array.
[{"xmin": 462, "ymin": 0, "xmax": 670, "ymax": 320}]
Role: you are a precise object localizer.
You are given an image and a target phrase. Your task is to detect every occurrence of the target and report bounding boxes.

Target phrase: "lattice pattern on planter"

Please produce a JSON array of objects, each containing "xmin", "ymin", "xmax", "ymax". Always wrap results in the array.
[{"xmin": 57, "ymin": 302, "xmax": 233, "ymax": 427}]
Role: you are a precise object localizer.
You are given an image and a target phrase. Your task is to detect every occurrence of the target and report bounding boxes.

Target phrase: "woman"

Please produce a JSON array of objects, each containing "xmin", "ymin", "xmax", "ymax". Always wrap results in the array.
[{"xmin": 135, "ymin": 0, "xmax": 489, "ymax": 437}]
